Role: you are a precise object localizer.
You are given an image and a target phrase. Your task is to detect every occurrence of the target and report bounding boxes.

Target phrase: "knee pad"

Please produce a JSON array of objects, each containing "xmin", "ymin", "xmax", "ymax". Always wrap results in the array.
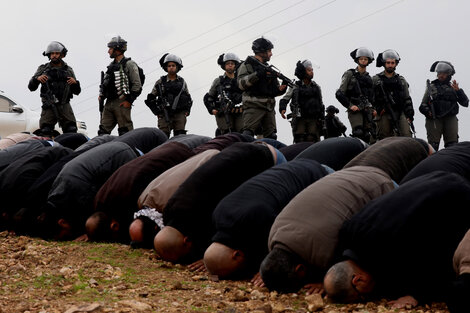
[
  {"xmin": 117, "ymin": 127, "xmax": 129, "ymax": 136},
  {"xmin": 98, "ymin": 125, "xmax": 110, "ymax": 136}
]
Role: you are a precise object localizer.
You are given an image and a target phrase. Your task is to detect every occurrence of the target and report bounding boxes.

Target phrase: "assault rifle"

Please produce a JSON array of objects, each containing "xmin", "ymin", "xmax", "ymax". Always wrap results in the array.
[
  {"xmin": 42, "ymin": 81, "xmax": 61, "ymax": 128},
  {"xmin": 426, "ymin": 79, "xmax": 437, "ymax": 129},
  {"xmin": 248, "ymin": 56, "xmax": 295, "ymax": 88},
  {"xmin": 286, "ymin": 86, "xmax": 301, "ymax": 130},
  {"xmin": 156, "ymin": 83, "xmax": 171, "ymax": 123},
  {"xmin": 217, "ymin": 85, "xmax": 233, "ymax": 133},
  {"xmin": 376, "ymin": 79, "xmax": 401, "ymax": 136},
  {"xmin": 99, "ymin": 71, "xmax": 105, "ymax": 114}
]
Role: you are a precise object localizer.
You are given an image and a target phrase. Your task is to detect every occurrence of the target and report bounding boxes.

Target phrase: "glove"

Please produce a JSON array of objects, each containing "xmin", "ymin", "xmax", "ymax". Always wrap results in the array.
[{"xmin": 279, "ymin": 99, "xmax": 288, "ymax": 113}]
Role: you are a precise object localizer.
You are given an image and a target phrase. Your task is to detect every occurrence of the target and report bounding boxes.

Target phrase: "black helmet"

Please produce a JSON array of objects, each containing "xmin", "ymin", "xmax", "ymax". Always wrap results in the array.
[
  {"xmin": 217, "ymin": 52, "xmax": 241, "ymax": 70},
  {"xmin": 430, "ymin": 61, "xmax": 455, "ymax": 75},
  {"xmin": 159, "ymin": 53, "xmax": 183, "ymax": 72},
  {"xmin": 350, "ymin": 47, "xmax": 374, "ymax": 64},
  {"xmin": 326, "ymin": 105, "xmax": 339, "ymax": 114},
  {"xmin": 252, "ymin": 37, "xmax": 274, "ymax": 53},
  {"xmin": 43, "ymin": 41, "xmax": 68, "ymax": 58},
  {"xmin": 294, "ymin": 60, "xmax": 313, "ymax": 80},
  {"xmin": 376, "ymin": 49, "xmax": 400, "ymax": 67},
  {"xmin": 107, "ymin": 36, "xmax": 127, "ymax": 52}
]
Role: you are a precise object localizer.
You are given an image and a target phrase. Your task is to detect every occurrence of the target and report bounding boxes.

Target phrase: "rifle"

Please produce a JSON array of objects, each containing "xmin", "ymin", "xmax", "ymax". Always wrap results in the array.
[
  {"xmin": 156, "ymin": 83, "xmax": 171, "ymax": 124},
  {"xmin": 409, "ymin": 120, "xmax": 416, "ymax": 138},
  {"xmin": 354, "ymin": 79, "xmax": 376, "ymax": 140},
  {"xmin": 248, "ymin": 56, "xmax": 295, "ymax": 88},
  {"xmin": 376, "ymin": 79, "xmax": 401, "ymax": 136},
  {"xmin": 42, "ymin": 81, "xmax": 62, "ymax": 128},
  {"xmin": 99, "ymin": 71, "xmax": 105, "ymax": 114},
  {"xmin": 217, "ymin": 85, "xmax": 233, "ymax": 133},
  {"xmin": 426, "ymin": 79, "xmax": 437, "ymax": 129},
  {"xmin": 286, "ymin": 86, "xmax": 301, "ymax": 129}
]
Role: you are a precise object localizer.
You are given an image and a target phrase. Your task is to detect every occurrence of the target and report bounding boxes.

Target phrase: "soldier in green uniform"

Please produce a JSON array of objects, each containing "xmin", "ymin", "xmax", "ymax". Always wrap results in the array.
[
  {"xmin": 420, "ymin": 61, "xmax": 468, "ymax": 151},
  {"xmin": 324, "ymin": 105, "xmax": 347, "ymax": 139},
  {"xmin": 335, "ymin": 47, "xmax": 375, "ymax": 144},
  {"xmin": 145, "ymin": 54, "xmax": 192, "ymax": 138},
  {"xmin": 279, "ymin": 60, "xmax": 325, "ymax": 143},
  {"xmin": 28, "ymin": 41, "xmax": 81, "ymax": 136},
  {"xmin": 98, "ymin": 36, "xmax": 142, "ymax": 136},
  {"xmin": 237, "ymin": 37, "xmax": 287, "ymax": 139},
  {"xmin": 204, "ymin": 53, "xmax": 243, "ymax": 135},
  {"xmin": 372, "ymin": 49, "xmax": 414, "ymax": 140}
]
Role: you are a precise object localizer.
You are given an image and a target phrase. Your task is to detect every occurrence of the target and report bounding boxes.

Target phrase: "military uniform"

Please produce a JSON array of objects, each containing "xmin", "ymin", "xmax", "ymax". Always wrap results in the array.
[
  {"xmin": 336, "ymin": 69, "xmax": 374, "ymax": 142},
  {"xmin": 420, "ymin": 79, "xmax": 469, "ymax": 150},
  {"xmin": 148, "ymin": 75, "xmax": 192, "ymax": 138},
  {"xmin": 100, "ymin": 57, "xmax": 142, "ymax": 136},
  {"xmin": 279, "ymin": 80, "xmax": 324, "ymax": 143},
  {"xmin": 325, "ymin": 114, "xmax": 347, "ymax": 139},
  {"xmin": 28, "ymin": 61, "xmax": 80, "ymax": 134},
  {"xmin": 204, "ymin": 74, "xmax": 243, "ymax": 134},
  {"xmin": 237, "ymin": 56, "xmax": 285, "ymax": 138},
  {"xmin": 372, "ymin": 71, "xmax": 414, "ymax": 139}
]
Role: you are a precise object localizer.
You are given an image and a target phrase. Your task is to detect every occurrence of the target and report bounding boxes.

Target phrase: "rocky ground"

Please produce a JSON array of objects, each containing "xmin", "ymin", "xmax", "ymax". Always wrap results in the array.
[{"xmin": 0, "ymin": 232, "xmax": 450, "ymax": 313}]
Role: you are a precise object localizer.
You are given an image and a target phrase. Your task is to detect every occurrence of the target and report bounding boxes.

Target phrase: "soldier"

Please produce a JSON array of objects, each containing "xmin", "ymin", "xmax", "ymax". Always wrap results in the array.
[
  {"xmin": 28, "ymin": 41, "xmax": 81, "ymax": 136},
  {"xmin": 145, "ymin": 53, "xmax": 192, "ymax": 138},
  {"xmin": 279, "ymin": 60, "xmax": 325, "ymax": 143},
  {"xmin": 335, "ymin": 47, "xmax": 375, "ymax": 144},
  {"xmin": 324, "ymin": 105, "xmax": 347, "ymax": 138},
  {"xmin": 204, "ymin": 53, "xmax": 243, "ymax": 134},
  {"xmin": 98, "ymin": 36, "xmax": 143, "ymax": 136},
  {"xmin": 372, "ymin": 49, "xmax": 414, "ymax": 140},
  {"xmin": 237, "ymin": 37, "xmax": 287, "ymax": 139},
  {"xmin": 419, "ymin": 61, "xmax": 468, "ymax": 151}
]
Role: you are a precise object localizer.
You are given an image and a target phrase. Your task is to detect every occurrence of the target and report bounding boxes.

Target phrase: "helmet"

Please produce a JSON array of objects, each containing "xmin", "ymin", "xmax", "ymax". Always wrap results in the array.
[
  {"xmin": 326, "ymin": 105, "xmax": 339, "ymax": 114},
  {"xmin": 376, "ymin": 49, "xmax": 400, "ymax": 67},
  {"xmin": 217, "ymin": 52, "xmax": 241, "ymax": 69},
  {"xmin": 350, "ymin": 47, "xmax": 374, "ymax": 64},
  {"xmin": 252, "ymin": 37, "xmax": 274, "ymax": 53},
  {"xmin": 43, "ymin": 41, "xmax": 68, "ymax": 57},
  {"xmin": 294, "ymin": 60, "xmax": 313, "ymax": 80},
  {"xmin": 107, "ymin": 36, "xmax": 127, "ymax": 52},
  {"xmin": 430, "ymin": 61, "xmax": 455, "ymax": 75},
  {"xmin": 159, "ymin": 53, "xmax": 183, "ymax": 72}
]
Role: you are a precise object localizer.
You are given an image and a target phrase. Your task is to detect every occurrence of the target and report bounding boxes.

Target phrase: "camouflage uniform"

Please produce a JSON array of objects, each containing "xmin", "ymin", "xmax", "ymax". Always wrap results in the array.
[
  {"xmin": 372, "ymin": 71, "xmax": 414, "ymax": 139},
  {"xmin": 279, "ymin": 80, "xmax": 325, "ymax": 143},
  {"xmin": 149, "ymin": 75, "xmax": 192, "ymax": 138},
  {"xmin": 204, "ymin": 74, "xmax": 243, "ymax": 134},
  {"xmin": 100, "ymin": 57, "xmax": 142, "ymax": 136},
  {"xmin": 336, "ymin": 68, "xmax": 374, "ymax": 142},
  {"xmin": 420, "ymin": 79, "xmax": 469, "ymax": 150},
  {"xmin": 237, "ymin": 56, "xmax": 285, "ymax": 138},
  {"xmin": 28, "ymin": 61, "xmax": 80, "ymax": 134}
]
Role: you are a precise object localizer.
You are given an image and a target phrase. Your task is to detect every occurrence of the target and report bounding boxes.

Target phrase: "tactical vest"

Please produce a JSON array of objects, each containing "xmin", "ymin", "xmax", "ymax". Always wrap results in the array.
[
  {"xmin": 345, "ymin": 70, "xmax": 373, "ymax": 105},
  {"xmin": 40, "ymin": 64, "xmax": 71, "ymax": 104},
  {"xmin": 157, "ymin": 76, "xmax": 191, "ymax": 112},
  {"xmin": 244, "ymin": 57, "xmax": 280, "ymax": 98},
  {"xmin": 293, "ymin": 81, "xmax": 323, "ymax": 118},
  {"xmin": 376, "ymin": 73, "xmax": 406, "ymax": 111},
  {"xmin": 103, "ymin": 61, "xmax": 123, "ymax": 100},
  {"xmin": 217, "ymin": 75, "xmax": 242, "ymax": 105},
  {"xmin": 430, "ymin": 79, "xmax": 459, "ymax": 117}
]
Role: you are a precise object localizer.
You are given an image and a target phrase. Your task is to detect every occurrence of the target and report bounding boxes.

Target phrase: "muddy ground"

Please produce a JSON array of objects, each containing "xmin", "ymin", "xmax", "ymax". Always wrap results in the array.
[{"xmin": 0, "ymin": 232, "xmax": 449, "ymax": 313}]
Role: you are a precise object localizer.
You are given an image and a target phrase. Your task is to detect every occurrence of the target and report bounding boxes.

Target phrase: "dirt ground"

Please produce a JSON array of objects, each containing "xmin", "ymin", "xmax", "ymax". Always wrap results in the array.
[{"xmin": 0, "ymin": 231, "xmax": 450, "ymax": 313}]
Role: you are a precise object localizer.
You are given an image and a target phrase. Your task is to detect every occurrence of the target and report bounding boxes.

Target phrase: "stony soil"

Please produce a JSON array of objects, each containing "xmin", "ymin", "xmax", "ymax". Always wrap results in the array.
[{"xmin": 0, "ymin": 232, "xmax": 450, "ymax": 313}]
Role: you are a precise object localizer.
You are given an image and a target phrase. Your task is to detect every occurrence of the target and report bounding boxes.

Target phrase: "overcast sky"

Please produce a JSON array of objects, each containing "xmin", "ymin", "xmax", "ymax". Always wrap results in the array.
[{"xmin": 1, "ymin": 0, "xmax": 469, "ymax": 144}]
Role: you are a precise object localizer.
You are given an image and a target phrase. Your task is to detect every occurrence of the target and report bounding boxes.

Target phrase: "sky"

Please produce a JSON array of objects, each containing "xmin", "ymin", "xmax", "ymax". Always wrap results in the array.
[{"xmin": 1, "ymin": 0, "xmax": 469, "ymax": 144}]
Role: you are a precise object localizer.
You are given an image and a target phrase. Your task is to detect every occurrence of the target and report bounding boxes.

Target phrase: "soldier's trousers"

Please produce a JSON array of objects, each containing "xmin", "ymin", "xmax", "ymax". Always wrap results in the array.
[
  {"xmin": 158, "ymin": 111, "xmax": 187, "ymax": 137},
  {"xmin": 425, "ymin": 115, "xmax": 459, "ymax": 149},
  {"xmin": 40, "ymin": 102, "xmax": 76, "ymax": 130},
  {"xmin": 100, "ymin": 98, "xmax": 133, "ymax": 134},
  {"xmin": 215, "ymin": 112, "xmax": 243, "ymax": 134},
  {"xmin": 375, "ymin": 112, "xmax": 411, "ymax": 140}
]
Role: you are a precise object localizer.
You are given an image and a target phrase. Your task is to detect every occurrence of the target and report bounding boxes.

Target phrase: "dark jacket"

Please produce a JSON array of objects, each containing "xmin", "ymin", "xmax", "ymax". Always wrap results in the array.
[{"xmin": 420, "ymin": 79, "xmax": 469, "ymax": 118}]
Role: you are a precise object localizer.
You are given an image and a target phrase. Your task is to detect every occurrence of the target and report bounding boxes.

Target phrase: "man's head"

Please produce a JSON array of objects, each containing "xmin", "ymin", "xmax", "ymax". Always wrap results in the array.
[
  {"xmin": 326, "ymin": 105, "xmax": 340, "ymax": 116},
  {"xmin": 107, "ymin": 36, "xmax": 127, "ymax": 59},
  {"xmin": 259, "ymin": 247, "xmax": 308, "ymax": 293},
  {"xmin": 159, "ymin": 53, "xmax": 183, "ymax": 74},
  {"xmin": 36, "ymin": 210, "xmax": 75, "ymax": 241},
  {"xmin": 129, "ymin": 216, "xmax": 161, "ymax": 249},
  {"xmin": 294, "ymin": 60, "xmax": 314, "ymax": 80},
  {"xmin": 350, "ymin": 47, "xmax": 374, "ymax": 68},
  {"xmin": 323, "ymin": 260, "xmax": 375, "ymax": 303},
  {"xmin": 203, "ymin": 242, "xmax": 247, "ymax": 279},
  {"xmin": 85, "ymin": 211, "xmax": 124, "ymax": 242},
  {"xmin": 153, "ymin": 226, "xmax": 193, "ymax": 262},
  {"xmin": 217, "ymin": 52, "xmax": 240, "ymax": 74},
  {"xmin": 252, "ymin": 37, "xmax": 273, "ymax": 62},
  {"xmin": 430, "ymin": 61, "xmax": 455, "ymax": 82},
  {"xmin": 376, "ymin": 49, "xmax": 400, "ymax": 73},
  {"xmin": 43, "ymin": 41, "xmax": 67, "ymax": 64}
]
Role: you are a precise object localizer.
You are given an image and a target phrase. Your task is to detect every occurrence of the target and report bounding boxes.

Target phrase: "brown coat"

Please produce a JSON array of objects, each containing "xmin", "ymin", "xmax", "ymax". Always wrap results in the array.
[
  {"xmin": 454, "ymin": 229, "xmax": 470, "ymax": 275},
  {"xmin": 268, "ymin": 166, "xmax": 395, "ymax": 270}
]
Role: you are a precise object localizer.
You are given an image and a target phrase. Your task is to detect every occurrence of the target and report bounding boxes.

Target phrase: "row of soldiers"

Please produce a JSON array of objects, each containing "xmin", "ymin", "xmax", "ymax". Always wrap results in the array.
[{"xmin": 29, "ymin": 36, "xmax": 468, "ymax": 151}]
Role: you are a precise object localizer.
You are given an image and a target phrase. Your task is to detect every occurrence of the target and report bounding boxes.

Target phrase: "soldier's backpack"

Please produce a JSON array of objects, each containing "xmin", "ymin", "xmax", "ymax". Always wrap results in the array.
[{"xmin": 122, "ymin": 57, "xmax": 146, "ymax": 87}]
